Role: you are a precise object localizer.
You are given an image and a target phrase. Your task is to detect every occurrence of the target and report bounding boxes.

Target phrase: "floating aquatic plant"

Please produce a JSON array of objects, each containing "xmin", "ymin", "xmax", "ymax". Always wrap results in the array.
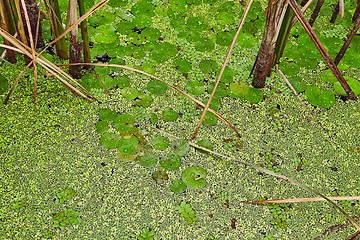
[
  {"xmin": 139, "ymin": 152, "xmax": 158, "ymax": 168},
  {"xmin": 176, "ymin": 201, "xmax": 197, "ymax": 224},
  {"xmin": 162, "ymin": 107, "xmax": 178, "ymax": 122},
  {"xmin": 160, "ymin": 152, "xmax": 181, "ymax": 170},
  {"xmin": 151, "ymin": 136, "xmax": 170, "ymax": 150},
  {"xmin": 170, "ymin": 179, "xmax": 187, "ymax": 193},
  {"xmin": 52, "ymin": 208, "xmax": 82, "ymax": 230},
  {"xmin": 186, "ymin": 80, "xmax": 205, "ymax": 96},
  {"xmin": 305, "ymin": 86, "xmax": 335, "ymax": 108},
  {"xmin": 147, "ymin": 80, "xmax": 168, "ymax": 95},
  {"xmin": 181, "ymin": 166, "xmax": 207, "ymax": 189},
  {"xmin": 151, "ymin": 170, "xmax": 169, "ymax": 184},
  {"xmin": 121, "ymin": 87, "xmax": 139, "ymax": 100},
  {"xmin": 171, "ymin": 140, "xmax": 190, "ymax": 157},
  {"xmin": 56, "ymin": 188, "xmax": 76, "ymax": 204}
]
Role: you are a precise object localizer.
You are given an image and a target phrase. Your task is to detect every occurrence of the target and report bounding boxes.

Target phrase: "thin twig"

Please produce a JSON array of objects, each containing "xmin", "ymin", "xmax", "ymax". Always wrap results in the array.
[
  {"xmin": 275, "ymin": 65, "xmax": 306, "ymax": 106},
  {"xmin": 242, "ymin": 196, "xmax": 360, "ymax": 204},
  {"xmin": 192, "ymin": 0, "xmax": 253, "ymax": 140}
]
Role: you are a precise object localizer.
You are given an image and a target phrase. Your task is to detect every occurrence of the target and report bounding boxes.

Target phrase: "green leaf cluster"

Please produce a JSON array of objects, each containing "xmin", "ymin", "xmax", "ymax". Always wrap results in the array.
[{"xmin": 175, "ymin": 201, "xmax": 197, "ymax": 224}]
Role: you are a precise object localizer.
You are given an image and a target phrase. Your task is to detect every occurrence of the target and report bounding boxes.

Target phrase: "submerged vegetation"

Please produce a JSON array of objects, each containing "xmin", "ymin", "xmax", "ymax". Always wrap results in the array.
[{"xmin": 1, "ymin": 0, "xmax": 360, "ymax": 239}]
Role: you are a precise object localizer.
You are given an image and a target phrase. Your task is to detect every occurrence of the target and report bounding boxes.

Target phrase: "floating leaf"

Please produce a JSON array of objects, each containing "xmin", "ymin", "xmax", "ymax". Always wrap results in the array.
[
  {"xmin": 147, "ymin": 80, "xmax": 168, "ymax": 95},
  {"xmin": 93, "ymin": 25, "xmax": 118, "ymax": 44},
  {"xmin": 186, "ymin": 17, "xmax": 208, "ymax": 31},
  {"xmin": 202, "ymin": 112, "xmax": 217, "ymax": 126},
  {"xmin": 136, "ymin": 93, "xmax": 154, "ymax": 107},
  {"xmin": 334, "ymin": 76, "xmax": 360, "ymax": 96},
  {"xmin": 229, "ymin": 81, "xmax": 249, "ymax": 98},
  {"xmin": 174, "ymin": 59, "xmax": 192, "ymax": 73},
  {"xmin": 121, "ymin": 87, "xmax": 139, "ymax": 99},
  {"xmin": 99, "ymin": 108, "xmax": 117, "ymax": 121},
  {"xmin": 160, "ymin": 152, "xmax": 181, "ymax": 170},
  {"xmin": 199, "ymin": 60, "xmax": 218, "ymax": 74},
  {"xmin": 195, "ymin": 38, "xmax": 215, "ymax": 52},
  {"xmin": 162, "ymin": 107, "xmax": 178, "ymax": 122},
  {"xmin": 245, "ymin": 88, "xmax": 263, "ymax": 103},
  {"xmin": 139, "ymin": 152, "xmax": 158, "ymax": 168},
  {"xmin": 170, "ymin": 179, "xmax": 187, "ymax": 193},
  {"xmin": 186, "ymin": 80, "xmax": 205, "ymax": 95},
  {"xmin": 171, "ymin": 140, "xmax": 190, "ymax": 156},
  {"xmin": 151, "ymin": 136, "xmax": 170, "ymax": 150},
  {"xmin": 152, "ymin": 170, "xmax": 169, "ymax": 184},
  {"xmin": 99, "ymin": 132, "xmax": 118, "ymax": 149},
  {"xmin": 131, "ymin": 0, "xmax": 155, "ymax": 17},
  {"xmin": 181, "ymin": 166, "xmax": 207, "ymax": 189},
  {"xmin": 216, "ymin": 31, "xmax": 233, "ymax": 46},
  {"xmin": 305, "ymin": 86, "xmax": 335, "ymax": 108},
  {"xmin": 95, "ymin": 121, "xmax": 109, "ymax": 134}
]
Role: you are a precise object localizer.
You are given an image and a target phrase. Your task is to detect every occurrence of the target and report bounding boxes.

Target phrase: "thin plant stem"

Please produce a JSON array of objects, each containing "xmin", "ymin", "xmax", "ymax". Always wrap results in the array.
[
  {"xmin": 192, "ymin": 0, "xmax": 253, "ymax": 139},
  {"xmin": 77, "ymin": 0, "xmax": 92, "ymax": 69},
  {"xmin": 275, "ymin": 65, "xmax": 306, "ymax": 106},
  {"xmin": 308, "ymin": 0, "xmax": 324, "ymax": 26},
  {"xmin": 334, "ymin": 16, "xmax": 360, "ymax": 65},
  {"xmin": 20, "ymin": 0, "xmax": 38, "ymax": 102}
]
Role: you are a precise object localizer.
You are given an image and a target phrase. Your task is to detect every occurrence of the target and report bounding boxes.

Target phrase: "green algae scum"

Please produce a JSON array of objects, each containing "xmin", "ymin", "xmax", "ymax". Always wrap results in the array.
[{"xmin": 1, "ymin": 0, "xmax": 360, "ymax": 239}]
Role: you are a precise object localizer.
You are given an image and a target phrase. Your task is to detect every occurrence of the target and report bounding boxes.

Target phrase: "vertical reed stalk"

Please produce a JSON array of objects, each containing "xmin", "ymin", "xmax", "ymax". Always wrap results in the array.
[
  {"xmin": 77, "ymin": 0, "xmax": 91, "ymax": 69},
  {"xmin": 44, "ymin": 0, "xmax": 69, "ymax": 59},
  {"xmin": 68, "ymin": 0, "xmax": 82, "ymax": 78}
]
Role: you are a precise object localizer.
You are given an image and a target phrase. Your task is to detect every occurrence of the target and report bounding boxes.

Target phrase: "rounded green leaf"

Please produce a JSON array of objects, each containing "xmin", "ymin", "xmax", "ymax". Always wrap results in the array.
[
  {"xmin": 305, "ymin": 86, "xmax": 335, "ymax": 108},
  {"xmin": 162, "ymin": 107, "xmax": 178, "ymax": 122},
  {"xmin": 174, "ymin": 59, "xmax": 192, "ymax": 73},
  {"xmin": 171, "ymin": 140, "xmax": 190, "ymax": 156},
  {"xmin": 228, "ymin": 81, "xmax": 249, "ymax": 98},
  {"xmin": 95, "ymin": 121, "xmax": 109, "ymax": 134},
  {"xmin": 93, "ymin": 25, "xmax": 118, "ymax": 44},
  {"xmin": 197, "ymin": 139, "xmax": 213, "ymax": 151},
  {"xmin": 99, "ymin": 108, "xmax": 117, "ymax": 121},
  {"xmin": 245, "ymin": 88, "xmax": 263, "ymax": 103},
  {"xmin": 152, "ymin": 170, "xmax": 169, "ymax": 184},
  {"xmin": 117, "ymin": 137, "xmax": 139, "ymax": 155},
  {"xmin": 121, "ymin": 87, "xmax": 139, "ymax": 99},
  {"xmin": 115, "ymin": 76, "xmax": 130, "ymax": 89},
  {"xmin": 195, "ymin": 38, "xmax": 215, "ymax": 52},
  {"xmin": 139, "ymin": 152, "xmax": 158, "ymax": 167},
  {"xmin": 147, "ymin": 80, "xmax": 168, "ymax": 95},
  {"xmin": 151, "ymin": 136, "xmax": 170, "ymax": 150},
  {"xmin": 186, "ymin": 80, "xmax": 205, "ymax": 95},
  {"xmin": 136, "ymin": 93, "xmax": 154, "ymax": 107},
  {"xmin": 160, "ymin": 152, "xmax": 181, "ymax": 170},
  {"xmin": 181, "ymin": 166, "xmax": 207, "ymax": 189},
  {"xmin": 170, "ymin": 179, "xmax": 187, "ymax": 193},
  {"xmin": 99, "ymin": 132, "xmax": 118, "ymax": 149},
  {"xmin": 199, "ymin": 60, "xmax": 218, "ymax": 74},
  {"xmin": 202, "ymin": 112, "xmax": 217, "ymax": 126}
]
